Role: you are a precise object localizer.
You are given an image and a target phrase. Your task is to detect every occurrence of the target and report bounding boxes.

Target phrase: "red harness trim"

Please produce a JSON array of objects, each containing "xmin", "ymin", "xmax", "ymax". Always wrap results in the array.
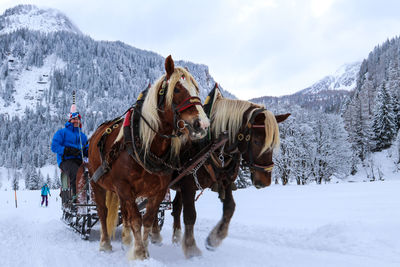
[
  {"xmin": 176, "ymin": 96, "xmax": 202, "ymax": 113},
  {"xmin": 252, "ymin": 125, "xmax": 265, "ymax": 128},
  {"xmin": 123, "ymin": 109, "xmax": 133, "ymax": 127}
]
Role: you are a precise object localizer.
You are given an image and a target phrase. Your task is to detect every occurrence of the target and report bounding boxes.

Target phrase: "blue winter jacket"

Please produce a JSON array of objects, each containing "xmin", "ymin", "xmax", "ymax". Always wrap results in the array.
[
  {"xmin": 41, "ymin": 185, "xmax": 50, "ymax": 196},
  {"xmin": 51, "ymin": 122, "xmax": 89, "ymax": 166}
]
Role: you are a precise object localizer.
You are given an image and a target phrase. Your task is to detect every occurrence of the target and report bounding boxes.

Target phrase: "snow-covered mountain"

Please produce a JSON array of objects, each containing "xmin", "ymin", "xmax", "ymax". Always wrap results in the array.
[
  {"xmin": 251, "ymin": 62, "xmax": 361, "ymax": 113},
  {"xmin": 0, "ymin": 5, "xmax": 236, "ymax": 169},
  {"xmin": 0, "ymin": 5, "xmax": 81, "ymax": 35},
  {"xmin": 298, "ymin": 61, "xmax": 361, "ymax": 95}
]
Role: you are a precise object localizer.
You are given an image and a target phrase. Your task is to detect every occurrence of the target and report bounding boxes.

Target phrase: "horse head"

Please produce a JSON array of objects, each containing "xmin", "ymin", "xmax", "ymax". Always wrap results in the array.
[
  {"xmin": 242, "ymin": 112, "xmax": 290, "ymax": 188},
  {"xmin": 162, "ymin": 55, "xmax": 209, "ymax": 140},
  {"xmin": 140, "ymin": 55, "xmax": 210, "ymax": 157}
]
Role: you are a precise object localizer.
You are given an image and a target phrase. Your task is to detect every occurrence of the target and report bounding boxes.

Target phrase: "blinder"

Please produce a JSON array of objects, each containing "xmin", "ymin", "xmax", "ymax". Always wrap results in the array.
[{"xmin": 236, "ymin": 108, "xmax": 274, "ymax": 173}]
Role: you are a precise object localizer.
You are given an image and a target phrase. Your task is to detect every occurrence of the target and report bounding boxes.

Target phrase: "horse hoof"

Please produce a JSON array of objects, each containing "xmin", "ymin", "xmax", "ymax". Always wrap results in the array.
[
  {"xmin": 134, "ymin": 250, "xmax": 149, "ymax": 260},
  {"xmin": 99, "ymin": 242, "xmax": 112, "ymax": 252},
  {"xmin": 151, "ymin": 239, "xmax": 163, "ymax": 246},
  {"xmin": 184, "ymin": 246, "xmax": 202, "ymax": 259},
  {"xmin": 205, "ymin": 236, "xmax": 217, "ymax": 251},
  {"xmin": 172, "ymin": 229, "xmax": 182, "ymax": 245},
  {"xmin": 150, "ymin": 233, "xmax": 163, "ymax": 246},
  {"xmin": 128, "ymin": 246, "xmax": 149, "ymax": 260},
  {"xmin": 121, "ymin": 242, "xmax": 131, "ymax": 251}
]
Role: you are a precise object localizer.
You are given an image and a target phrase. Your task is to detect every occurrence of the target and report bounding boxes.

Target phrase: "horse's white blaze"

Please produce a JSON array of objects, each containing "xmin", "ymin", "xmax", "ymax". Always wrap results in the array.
[{"xmin": 180, "ymin": 78, "xmax": 210, "ymax": 129}]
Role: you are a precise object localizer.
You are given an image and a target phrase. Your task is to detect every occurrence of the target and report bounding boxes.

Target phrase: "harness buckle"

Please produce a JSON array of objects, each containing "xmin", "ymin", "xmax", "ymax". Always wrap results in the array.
[{"xmin": 177, "ymin": 120, "xmax": 186, "ymax": 130}]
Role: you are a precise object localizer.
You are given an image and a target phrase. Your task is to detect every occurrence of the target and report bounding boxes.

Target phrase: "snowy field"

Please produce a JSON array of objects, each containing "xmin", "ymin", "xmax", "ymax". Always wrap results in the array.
[{"xmin": 1, "ymin": 180, "xmax": 400, "ymax": 267}]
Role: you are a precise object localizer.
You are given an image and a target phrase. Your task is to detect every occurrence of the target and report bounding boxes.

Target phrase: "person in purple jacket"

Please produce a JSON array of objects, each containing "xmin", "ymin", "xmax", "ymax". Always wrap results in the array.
[{"xmin": 51, "ymin": 104, "xmax": 89, "ymax": 199}]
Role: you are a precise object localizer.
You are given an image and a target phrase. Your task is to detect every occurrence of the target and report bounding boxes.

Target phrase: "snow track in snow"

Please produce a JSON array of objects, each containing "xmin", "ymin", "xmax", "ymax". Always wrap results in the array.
[{"xmin": 1, "ymin": 181, "xmax": 400, "ymax": 266}]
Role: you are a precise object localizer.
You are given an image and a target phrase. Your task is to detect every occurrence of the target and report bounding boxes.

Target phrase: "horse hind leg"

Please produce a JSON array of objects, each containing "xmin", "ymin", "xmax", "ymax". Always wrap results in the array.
[
  {"xmin": 183, "ymin": 224, "xmax": 202, "ymax": 258},
  {"xmin": 120, "ymin": 202, "xmax": 132, "ymax": 250},
  {"xmin": 141, "ymin": 193, "xmax": 166, "ymax": 251},
  {"xmin": 206, "ymin": 185, "xmax": 236, "ymax": 250},
  {"xmin": 181, "ymin": 186, "xmax": 202, "ymax": 258},
  {"xmin": 171, "ymin": 190, "xmax": 182, "ymax": 245},
  {"xmin": 149, "ymin": 213, "xmax": 162, "ymax": 245},
  {"xmin": 92, "ymin": 184, "xmax": 112, "ymax": 251}
]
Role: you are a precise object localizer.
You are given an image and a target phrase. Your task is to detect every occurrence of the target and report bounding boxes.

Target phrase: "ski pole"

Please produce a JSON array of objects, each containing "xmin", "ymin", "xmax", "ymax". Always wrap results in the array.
[
  {"xmin": 72, "ymin": 90, "xmax": 85, "ymax": 160},
  {"xmin": 15, "ymin": 190, "xmax": 17, "ymax": 208}
]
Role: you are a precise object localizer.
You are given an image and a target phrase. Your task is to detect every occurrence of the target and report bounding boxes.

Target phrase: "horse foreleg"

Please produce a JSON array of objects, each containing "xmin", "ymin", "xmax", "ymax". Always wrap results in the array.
[
  {"xmin": 181, "ymin": 185, "xmax": 202, "ymax": 258},
  {"xmin": 124, "ymin": 198, "xmax": 148, "ymax": 260},
  {"xmin": 92, "ymin": 183, "xmax": 112, "ymax": 251},
  {"xmin": 171, "ymin": 190, "xmax": 182, "ymax": 244},
  {"xmin": 206, "ymin": 184, "xmax": 236, "ymax": 250}
]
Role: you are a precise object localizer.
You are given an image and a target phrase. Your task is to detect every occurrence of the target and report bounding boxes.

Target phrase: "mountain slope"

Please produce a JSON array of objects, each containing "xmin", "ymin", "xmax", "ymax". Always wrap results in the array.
[
  {"xmin": 251, "ymin": 62, "xmax": 360, "ymax": 114},
  {"xmin": 0, "ymin": 5, "xmax": 235, "ymax": 169},
  {"xmin": 0, "ymin": 4, "xmax": 81, "ymax": 35},
  {"xmin": 298, "ymin": 62, "xmax": 360, "ymax": 95}
]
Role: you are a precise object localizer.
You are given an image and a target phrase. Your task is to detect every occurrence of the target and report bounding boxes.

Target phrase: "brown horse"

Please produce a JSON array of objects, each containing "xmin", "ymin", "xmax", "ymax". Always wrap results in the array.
[
  {"xmin": 170, "ymin": 86, "xmax": 290, "ymax": 258},
  {"xmin": 88, "ymin": 55, "xmax": 210, "ymax": 260}
]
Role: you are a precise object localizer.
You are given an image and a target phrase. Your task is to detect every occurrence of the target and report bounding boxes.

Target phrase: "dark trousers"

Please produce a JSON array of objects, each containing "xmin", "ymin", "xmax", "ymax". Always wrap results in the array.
[
  {"xmin": 41, "ymin": 195, "xmax": 48, "ymax": 206},
  {"xmin": 60, "ymin": 158, "xmax": 82, "ymax": 196}
]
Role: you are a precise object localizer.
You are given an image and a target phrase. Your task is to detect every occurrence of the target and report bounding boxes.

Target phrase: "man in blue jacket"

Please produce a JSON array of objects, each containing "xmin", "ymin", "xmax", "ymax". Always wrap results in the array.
[{"xmin": 51, "ymin": 108, "xmax": 89, "ymax": 199}]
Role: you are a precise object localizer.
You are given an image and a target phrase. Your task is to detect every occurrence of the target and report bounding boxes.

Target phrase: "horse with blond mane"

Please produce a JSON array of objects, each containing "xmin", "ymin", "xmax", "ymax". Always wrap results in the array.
[
  {"xmin": 88, "ymin": 55, "xmax": 210, "ymax": 260},
  {"xmin": 170, "ymin": 85, "xmax": 290, "ymax": 258}
]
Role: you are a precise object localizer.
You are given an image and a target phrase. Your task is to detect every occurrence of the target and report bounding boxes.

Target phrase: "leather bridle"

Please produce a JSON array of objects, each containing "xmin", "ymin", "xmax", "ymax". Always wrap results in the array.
[
  {"xmin": 138, "ymin": 78, "xmax": 203, "ymax": 139},
  {"xmin": 235, "ymin": 107, "xmax": 275, "ymax": 173}
]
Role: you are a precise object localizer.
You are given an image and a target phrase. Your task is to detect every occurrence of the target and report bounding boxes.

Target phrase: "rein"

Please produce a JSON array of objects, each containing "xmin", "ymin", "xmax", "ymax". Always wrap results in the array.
[{"xmin": 168, "ymin": 132, "xmax": 228, "ymax": 188}]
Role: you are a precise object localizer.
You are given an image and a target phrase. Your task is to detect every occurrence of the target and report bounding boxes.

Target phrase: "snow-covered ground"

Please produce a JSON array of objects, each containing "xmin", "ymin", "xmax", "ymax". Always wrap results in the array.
[{"xmin": 1, "ymin": 179, "xmax": 399, "ymax": 267}]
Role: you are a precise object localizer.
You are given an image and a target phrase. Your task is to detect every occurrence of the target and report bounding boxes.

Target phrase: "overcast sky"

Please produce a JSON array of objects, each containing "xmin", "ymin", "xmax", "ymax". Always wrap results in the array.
[{"xmin": 1, "ymin": 0, "xmax": 400, "ymax": 99}]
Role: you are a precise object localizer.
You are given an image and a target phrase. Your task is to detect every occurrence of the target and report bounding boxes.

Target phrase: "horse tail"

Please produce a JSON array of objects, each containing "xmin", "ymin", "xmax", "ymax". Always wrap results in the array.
[{"xmin": 106, "ymin": 190, "xmax": 120, "ymax": 240}]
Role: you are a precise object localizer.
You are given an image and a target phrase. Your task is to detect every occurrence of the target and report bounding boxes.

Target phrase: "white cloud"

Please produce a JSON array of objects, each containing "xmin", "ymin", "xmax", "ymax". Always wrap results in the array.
[{"xmin": 2, "ymin": 0, "xmax": 400, "ymax": 99}]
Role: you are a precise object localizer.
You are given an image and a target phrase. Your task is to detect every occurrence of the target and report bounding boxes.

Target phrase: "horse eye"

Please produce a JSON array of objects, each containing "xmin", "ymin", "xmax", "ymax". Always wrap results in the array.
[{"xmin": 174, "ymin": 88, "xmax": 180, "ymax": 93}]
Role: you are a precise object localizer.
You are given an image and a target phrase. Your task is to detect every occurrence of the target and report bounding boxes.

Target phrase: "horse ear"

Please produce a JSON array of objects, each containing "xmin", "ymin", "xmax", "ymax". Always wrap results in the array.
[
  {"xmin": 275, "ymin": 113, "xmax": 291, "ymax": 123},
  {"xmin": 214, "ymin": 83, "xmax": 223, "ymax": 100},
  {"xmin": 165, "ymin": 55, "xmax": 174, "ymax": 78}
]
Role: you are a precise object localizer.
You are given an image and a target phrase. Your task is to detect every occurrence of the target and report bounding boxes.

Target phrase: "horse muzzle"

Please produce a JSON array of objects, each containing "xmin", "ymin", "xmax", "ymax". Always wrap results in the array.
[
  {"xmin": 251, "ymin": 172, "xmax": 271, "ymax": 189},
  {"xmin": 179, "ymin": 117, "xmax": 209, "ymax": 140}
]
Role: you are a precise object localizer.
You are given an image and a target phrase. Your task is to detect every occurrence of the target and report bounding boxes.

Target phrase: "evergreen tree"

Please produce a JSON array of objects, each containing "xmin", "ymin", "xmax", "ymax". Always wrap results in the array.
[
  {"xmin": 396, "ymin": 130, "xmax": 400, "ymax": 166},
  {"xmin": 12, "ymin": 170, "xmax": 19, "ymax": 190},
  {"xmin": 45, "ymin": 174, "xmax": 52, "ymax": 188},
  {"xmin": 235, "ymin": 167, "xmax": 252, "ymax": 189},
  {"xmin": 371, "ymin": 83, "xmax": 396, "ymax": 151},
  {"xmin": 52, "ymin": 167, "xmax": 60, "ymax": 189}
]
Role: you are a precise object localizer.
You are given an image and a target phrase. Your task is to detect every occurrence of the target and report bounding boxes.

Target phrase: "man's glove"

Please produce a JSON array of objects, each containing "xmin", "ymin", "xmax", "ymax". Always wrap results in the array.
[
  {"xmin": 64, "ymin": 147, "xmax": 81, "ymax": 157},
  {"xmin": 83, "ymin": 147, "xmax": 89, "ymax": 157}
]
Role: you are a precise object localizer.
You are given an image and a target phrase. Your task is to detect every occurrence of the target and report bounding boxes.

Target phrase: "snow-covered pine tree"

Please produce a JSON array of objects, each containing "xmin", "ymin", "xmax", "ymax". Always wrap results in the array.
[
  {"xmin": 45, "ymin": 174, "xmax": 52, "ymax": 188},
  {"xmin": 396, "ymin": 130, "xmax": 400, "ymax": 166},
  {"xmin": 371, "ymin": 82, "xmax": 397, "ymax": 151},
  {"xmin": 52, "ymin": 167, "xmax": 60, "ymax": 189},
  {"xmin": 12, "ymin": 170, "xmax": 19, "ymax": 190},
  {"xmin": 235, "ymin": 166, "xmax": 252, "ymax": 188}
]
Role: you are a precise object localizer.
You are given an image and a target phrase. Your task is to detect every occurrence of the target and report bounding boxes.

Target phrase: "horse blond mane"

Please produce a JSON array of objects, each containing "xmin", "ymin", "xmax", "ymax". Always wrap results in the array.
[
  {"xmin": 140, "ymin": 67, "xmax": 199, "ymax": 158},
  {"xmin": 210, "ymin": 98, "xmax": 280, "ymax": 156}
]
